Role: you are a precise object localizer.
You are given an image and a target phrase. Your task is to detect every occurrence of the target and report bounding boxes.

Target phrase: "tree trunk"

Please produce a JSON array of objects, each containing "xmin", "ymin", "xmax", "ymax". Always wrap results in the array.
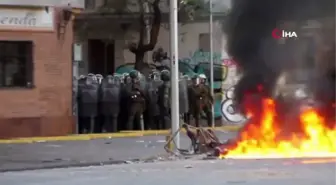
[
  {"xmin": 129, "ymin": 0, "xmax": 161, "ymax": 74},
  {"xmin": 134, "ymin": 51, "xmax": 145, "ymax": 70}
]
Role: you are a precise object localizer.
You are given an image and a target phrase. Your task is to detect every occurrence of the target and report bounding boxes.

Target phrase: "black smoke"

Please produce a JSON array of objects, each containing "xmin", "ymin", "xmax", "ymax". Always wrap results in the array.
[{"xmin": 224, "ymin": 0, "xmax": 335, "ymax": 109}]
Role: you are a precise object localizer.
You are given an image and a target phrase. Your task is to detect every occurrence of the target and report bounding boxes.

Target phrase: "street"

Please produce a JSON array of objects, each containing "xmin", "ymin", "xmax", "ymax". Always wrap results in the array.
[
  {"xmin": 1, "ymin": 158, "xmax": 335, "ymax": 185},
  {"xmin": 0, "ymin": 131, "xmax": 237, "ymax": 172}
]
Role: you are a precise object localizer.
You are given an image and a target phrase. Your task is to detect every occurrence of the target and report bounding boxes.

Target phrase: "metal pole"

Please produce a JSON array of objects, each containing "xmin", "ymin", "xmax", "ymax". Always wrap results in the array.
[
  {"xmin": 209, "ymin": 0, "xmax": 215, "ymax": 128},
  {"xmin": 169, "ymin": 0, "xmax": 180, "ymax": 150}
]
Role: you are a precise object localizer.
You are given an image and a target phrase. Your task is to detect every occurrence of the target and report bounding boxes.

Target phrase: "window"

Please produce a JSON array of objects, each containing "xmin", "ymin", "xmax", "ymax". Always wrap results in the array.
[{"xmin": 0, "ymin": 41, "xmax": 33, "ymax": 88}]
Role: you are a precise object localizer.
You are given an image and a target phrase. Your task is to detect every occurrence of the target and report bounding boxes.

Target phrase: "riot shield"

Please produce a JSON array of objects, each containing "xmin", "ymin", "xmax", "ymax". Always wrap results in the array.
[
  {"xmin": 78, "ymin": 75, "xmax": 100, "ymax": 117},
  {"xmin": 76, "ymin": 76, "xmax": 88, "ymax": 133},
  {"xmin": 100, "ymin": 75, "xmax": 121, "ymax": 116},
  {"xmin": 138, "ymin": 72, "xmax": 147, "ymax": 91},
  {"xmin": 123, "ymin": 74, "xmax": 132, "ymax": 85},
  {"xmin": 179, "ymin": 76, "xmax": 189, "ymax": 114},
  {"xmin": 119, "ymin": 74, "xmax": 132, "ymax": 130},
  {"xmin": 76, "ymin": 76, "xmax": 87, "ymax": 115},
  {"xmin": 183, "ymin": 75, "xmax": 192, "ymax": 86},
  {"xmin": 146, "ymin": 77, "xmax": 161, "ymax": 117}
]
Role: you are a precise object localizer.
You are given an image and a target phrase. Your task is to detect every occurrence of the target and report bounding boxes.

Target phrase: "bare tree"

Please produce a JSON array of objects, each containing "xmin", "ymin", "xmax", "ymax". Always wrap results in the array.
[{"xmin": 100, "ymin": 0, "xmax": 207, "ymax": 73}]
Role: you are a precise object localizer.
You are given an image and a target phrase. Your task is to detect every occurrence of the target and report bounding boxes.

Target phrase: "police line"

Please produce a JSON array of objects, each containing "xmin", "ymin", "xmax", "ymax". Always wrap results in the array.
[{"xmin": 72, "ymin": 70, "xmax": 218, "ymax": 133}]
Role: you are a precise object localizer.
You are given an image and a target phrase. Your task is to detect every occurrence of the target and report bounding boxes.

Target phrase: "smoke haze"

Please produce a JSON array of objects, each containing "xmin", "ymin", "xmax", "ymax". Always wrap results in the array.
[{"xmin": 224, "ymin": 0, "xmax": 335, "ymax": 105}]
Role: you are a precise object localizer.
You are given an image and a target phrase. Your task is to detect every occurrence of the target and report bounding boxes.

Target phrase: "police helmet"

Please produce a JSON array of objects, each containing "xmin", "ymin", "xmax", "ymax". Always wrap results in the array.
[
  {"xmin": 161, "ymin": 70, "xmax": 170, "ymax": 81},
  {"xmin": 79, "ymin": 75, "xmax": 86, "ymax": 79},
  {"xmin": 198, "ymin": 74, "xmax": 207, "ymax": 79},
  {"xmin": 191, "ymin": 74, "xmax": 198, "ymax": 79},
  {"xmin": 129, "ymin": 70, "xmax": 139, "ymax": 79}
]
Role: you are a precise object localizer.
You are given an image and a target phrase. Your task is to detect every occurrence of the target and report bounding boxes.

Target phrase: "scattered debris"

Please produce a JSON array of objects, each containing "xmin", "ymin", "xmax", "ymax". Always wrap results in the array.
[
  {"xmin": 124, "ymin": 160, "xmax": 134, "ymax": 164},
  {"xmin": 184, "ymin": 165, "xmax": 193, "ymax": 168},
  {"xmin": 164, "ymin": 123, "xmax": 235, "ymax": 158}
]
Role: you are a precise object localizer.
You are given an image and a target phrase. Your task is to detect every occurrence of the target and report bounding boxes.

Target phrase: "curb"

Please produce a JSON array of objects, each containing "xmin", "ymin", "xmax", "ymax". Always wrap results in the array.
[
  {"xmin": 120, "ymin": 125, "xmax": 242, "ymax": 133},
  {"xmin": 0, "ymin": 125, "xmax": 242, "ymax": 144},
  {"xmin": 0, "ymin": 132, "xmax": 164, "ymax": 144}
]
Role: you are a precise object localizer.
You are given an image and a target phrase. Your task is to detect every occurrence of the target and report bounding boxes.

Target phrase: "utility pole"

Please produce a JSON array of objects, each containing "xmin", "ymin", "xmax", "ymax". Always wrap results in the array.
[
  {"xmin": 209, "ymin": 0, "xmax": 215, "ymax": 127},
  {"xmin": 169, "ymin": 0, "xmax": 180, "ymax": 150}
]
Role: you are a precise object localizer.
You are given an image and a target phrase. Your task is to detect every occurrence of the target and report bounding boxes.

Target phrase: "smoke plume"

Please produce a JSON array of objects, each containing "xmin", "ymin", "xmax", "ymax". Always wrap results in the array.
[{"xmin": 224, "ymin": 0, "xmax": 335, "ymax": 107}]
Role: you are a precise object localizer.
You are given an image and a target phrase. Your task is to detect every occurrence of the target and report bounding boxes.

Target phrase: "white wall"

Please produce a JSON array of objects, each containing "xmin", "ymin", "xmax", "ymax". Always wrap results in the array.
[
  {"xmin": 121, "ymin": 21, "xmax": 230, "ymax": 67},
  {"xmin": 80, "ymin": 0, "xmax": 233, "ymax": 72},
  {"xmin": 78, "ymin": 20, "xmax": 237, "ymax": 77}
]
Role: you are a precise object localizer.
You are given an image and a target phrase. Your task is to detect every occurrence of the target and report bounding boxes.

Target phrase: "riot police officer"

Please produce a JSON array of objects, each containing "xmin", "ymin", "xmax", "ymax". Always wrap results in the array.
[
  {"xmin": 77, "ymin": 75, "xmax": 100, "ymax": 133},
  {"xmin": 157, "ymin": 70, "xmax": 171, "ymax": 129},
  {"xmin": 94, "ymin": 74, "xmax": 104, "ymax": 133},
  {"xmin": 188, "ymin": 74, "xmax": 213, "ymax": 127},
  {"xmin": 100, "ymin": 75, "xmax": 121, "ymax": 132},
  {"xmin": 126, "ymin": 70, "xmax": 147, "ymax": 130},
  {"xmin": 77, "ymin": 75, "xmax": 87, "ymax": 133},
  {"xmin": 179, "ymin": 75, "xmax": 190, "ymax": 124},
  {"xmin": 118, "ymin": 73, "xmax": 130, "ymax": 130},
  {"xmin": 145, "ymin": 71, "xmax": 162, "ymax": 129}
]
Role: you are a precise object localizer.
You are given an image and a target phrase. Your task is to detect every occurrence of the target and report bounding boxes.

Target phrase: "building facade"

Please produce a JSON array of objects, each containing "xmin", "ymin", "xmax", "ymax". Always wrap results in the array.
[
  {"xmin": 0, "ymin": 0, "xmax": 84, "ymax": 139},
  {"xmin": 75, "ymin": 0, "xmax": 232, "ymax": 75}
]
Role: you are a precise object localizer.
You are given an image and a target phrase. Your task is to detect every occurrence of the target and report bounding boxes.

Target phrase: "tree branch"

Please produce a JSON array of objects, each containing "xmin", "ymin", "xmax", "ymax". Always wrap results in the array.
[
  {"xmin": 137, "ymin": 0, "xmax": 146, "ymax": 48},
  {"xmin": 140, "ymin": 0, "xmax": 161, "ymax": 52},
  {"xmin": 129, "ymin": 43, "xmax": 137, "ymax": 53}
]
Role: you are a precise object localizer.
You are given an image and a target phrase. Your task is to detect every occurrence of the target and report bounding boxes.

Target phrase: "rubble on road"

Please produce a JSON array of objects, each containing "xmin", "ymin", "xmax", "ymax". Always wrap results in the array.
[{"xmin": 164, "ymin": 124, "xmax": 236, "ymax": 159}]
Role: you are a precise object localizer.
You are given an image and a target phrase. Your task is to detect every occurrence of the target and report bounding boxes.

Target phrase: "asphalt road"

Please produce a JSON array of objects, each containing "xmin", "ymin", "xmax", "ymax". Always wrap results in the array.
[
  {"xmin": 1, "ymin": 158, "xmax": 335, "ymax": 185},
  {"xmin": 0, "ymin": 131, "xmax": 237, "ymax": 172}
]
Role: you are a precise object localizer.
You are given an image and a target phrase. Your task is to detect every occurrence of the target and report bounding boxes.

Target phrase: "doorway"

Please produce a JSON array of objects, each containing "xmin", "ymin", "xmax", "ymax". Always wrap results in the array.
[{"xmin": 88, "ymin": 39, "xmax": 115, "ymax": 76}]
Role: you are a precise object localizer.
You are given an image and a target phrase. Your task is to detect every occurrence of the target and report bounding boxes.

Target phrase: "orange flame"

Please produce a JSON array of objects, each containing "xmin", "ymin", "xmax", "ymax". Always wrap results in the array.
[{"xmin": 220, "ymin": 98, "xmax": 336, "ymax": 159}]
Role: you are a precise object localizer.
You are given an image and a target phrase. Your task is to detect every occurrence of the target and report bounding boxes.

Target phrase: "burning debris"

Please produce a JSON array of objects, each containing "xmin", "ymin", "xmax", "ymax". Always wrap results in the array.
[
  {"xmin": 165, "ymin": 124, "xmax": 225, "ymax": 156},
  {"xmin": 218, "ymin": 98, "xmax": 336, "ymax": 159},
  {"xmin": 219, "ymin": 0, "xmax": 336, "ymax": 159}
]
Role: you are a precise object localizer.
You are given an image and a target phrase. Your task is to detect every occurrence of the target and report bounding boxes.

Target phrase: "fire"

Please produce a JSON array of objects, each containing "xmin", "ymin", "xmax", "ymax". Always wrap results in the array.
[{"xmin": 220, "ymin": 98, "xmax": 336, "ymax": 159}]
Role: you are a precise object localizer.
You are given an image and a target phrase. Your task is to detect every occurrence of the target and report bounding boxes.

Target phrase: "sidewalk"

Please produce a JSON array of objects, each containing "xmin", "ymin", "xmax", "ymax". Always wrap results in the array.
[
  {"xmin": 0, "ymin": 130, "xmax": 238, "ymax": 172},
  {"xmin": 0, "ymin": 135, "xmax": 167, "ymax": 172}
]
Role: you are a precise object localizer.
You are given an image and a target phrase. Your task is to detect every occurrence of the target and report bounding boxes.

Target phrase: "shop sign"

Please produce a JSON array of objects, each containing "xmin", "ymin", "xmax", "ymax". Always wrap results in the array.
[{"xmin": 0, "ymin": 7, "xmax": 54, "ymax": 31}]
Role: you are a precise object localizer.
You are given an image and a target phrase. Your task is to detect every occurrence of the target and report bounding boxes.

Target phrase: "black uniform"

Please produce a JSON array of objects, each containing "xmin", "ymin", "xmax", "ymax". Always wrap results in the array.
[
  {"xmin": 77, "ymin": 77, "xmax": 87, "ymax": 133},
  {"xmin": 126, "ymin": 70, "xmax": 147, "ymax": 130},
  {"xmin": 118, "ymin": 75, "xmax": 132, "ymax": 130},
  {"xmin": 126, "ymin": 81, "xmax": 147, "ymax": 130}
]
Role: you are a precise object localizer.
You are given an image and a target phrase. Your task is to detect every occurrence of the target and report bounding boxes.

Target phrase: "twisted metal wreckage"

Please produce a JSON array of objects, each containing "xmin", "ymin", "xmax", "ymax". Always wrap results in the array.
[{"xmin": 164, "ymin": 123, "xmax": 233, "ymax": 157}]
